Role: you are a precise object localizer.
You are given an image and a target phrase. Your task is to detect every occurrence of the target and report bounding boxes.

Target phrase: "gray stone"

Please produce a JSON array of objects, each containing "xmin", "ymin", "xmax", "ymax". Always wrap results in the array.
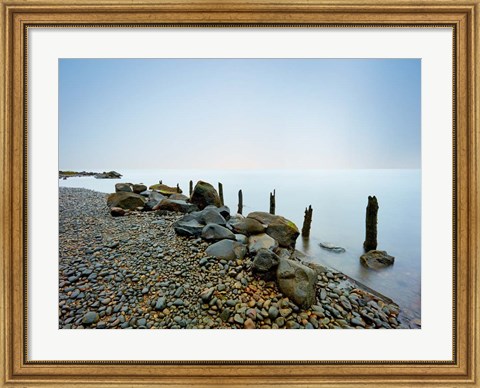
[
  {"xmin": 190, "ymin": 181, "xmax": 221, "ymax": 210},
  {"xmin": 107, "ymin": 192, "xmax": 146, "ymax": 210},
  {"xmin": 227, "ymin": 216, "xmax": 266, "ymax": 236},
  {"xmin": 115, "ymin": 183, "xmax": 132, "ymax": 193},
  {"xmin": 205, "ymin": 240, "xmax": 247, "ymax": 261},
  {"xmin": 82, "ymin": 311, "xmax": 99, "ymax": 325},
  {"xmin": 248, "ymin": 233, "xmax": 279, "ymax": 254},
  {"xmin": 155, "ymin": 297, "xmax": 166, "ymax": 311},
  {"xmin": 153, "ymin": 198, "xmax": 197, "ymax": 214},
  {"xmin": 247, "ymin": 212, "xmax": 299, "ymax": 248},
  {"xmin": 360, "ymin": 250, "xmax": 395, "ymax": 269},
  {"xmin": 319, "ymin": 242, "xmax": 346, "ymax": 253},
  {"xmin": 201, "ymin": 223, "xmax": 236, "ymax": 242},
  {"xmin": 173, "ymin": 217, "xmax": 204, "ymax": 237},
  {"xmin": 252, "ymin": 248, "xmax": 280, "ymax": 273},
  {"xmin": 276, "ymin": 258, "xmax": 316, "ymax": 308}
]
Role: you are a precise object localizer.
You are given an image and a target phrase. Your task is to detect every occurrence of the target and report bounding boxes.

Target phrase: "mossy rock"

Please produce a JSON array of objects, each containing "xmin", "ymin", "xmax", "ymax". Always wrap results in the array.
[{"xmin": 148, "ymin": 183, "xmax": 182, "ymax": 195}]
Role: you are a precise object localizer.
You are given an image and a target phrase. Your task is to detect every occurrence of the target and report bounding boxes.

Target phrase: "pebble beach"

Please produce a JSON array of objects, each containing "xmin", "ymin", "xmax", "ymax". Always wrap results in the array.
[{"xmin": 59, "ymin": 187, "xmax": 419, "ymax": 330}]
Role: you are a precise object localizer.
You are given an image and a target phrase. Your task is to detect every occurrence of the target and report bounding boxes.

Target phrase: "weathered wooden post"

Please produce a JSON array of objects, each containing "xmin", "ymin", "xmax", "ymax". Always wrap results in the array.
[
  {"xmin": 176, "ymin": 183, "xmax": 180, "ymax": 193},
  {"xmin": 237, "ymin": 190, "xmax": 243, "ymax": 215},
  {"xmin": 301, "ymin": 205, "xmax": 313, "ymax": 237},
  {"xmin": 218, "ymin": 182, "xmax": 224, "ymax": 206},
  {"xmin": 364, "ymin": 195, "xmax": 379, "ymax": 251},
  {"xmin": 189, "ymin": 180, "xmax": 193, "ymax": 197},
  {"xmin": 269, "ymin": 189, "xmax": 276, "ymax": 215}
]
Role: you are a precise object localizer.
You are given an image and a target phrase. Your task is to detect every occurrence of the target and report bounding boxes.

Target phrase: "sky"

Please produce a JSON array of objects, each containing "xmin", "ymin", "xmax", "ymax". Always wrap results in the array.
[{"xmin": 59, "ymin": 58, "xmax": 421, "ymax": 170}]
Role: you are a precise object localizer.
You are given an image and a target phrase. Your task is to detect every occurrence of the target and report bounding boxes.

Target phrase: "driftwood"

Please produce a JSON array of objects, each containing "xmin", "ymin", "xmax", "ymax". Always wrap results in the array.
[
  {"xmin": 237, "ymin": 190, "xmax": 243, "ymax": 215},
  {"xmin": 218, "ymin": 182, "xmax": 224, "ymax": 206},
  {"xmin": 301, "ymin": 205, "xmax": 313, "ymax": 237},
  {"xmin": 269, "ymin": 189, "xmax": 276, "ymax": 215},
  {"xmin": 364, "ymin": 195, "xmax": 379, "ymax": 251}
]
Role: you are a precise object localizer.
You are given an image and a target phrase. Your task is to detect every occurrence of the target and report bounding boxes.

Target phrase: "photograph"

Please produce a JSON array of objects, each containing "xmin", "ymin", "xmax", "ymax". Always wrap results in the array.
[{"xmin": 58, "ymin": 58, "xmax": 421, "ymax": 330}]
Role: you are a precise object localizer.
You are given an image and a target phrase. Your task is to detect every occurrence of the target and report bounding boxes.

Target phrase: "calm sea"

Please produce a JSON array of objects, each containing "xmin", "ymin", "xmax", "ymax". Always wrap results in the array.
[{"xmin": 59, "ymin": 169, "xmax": 421, "ymax": 319}]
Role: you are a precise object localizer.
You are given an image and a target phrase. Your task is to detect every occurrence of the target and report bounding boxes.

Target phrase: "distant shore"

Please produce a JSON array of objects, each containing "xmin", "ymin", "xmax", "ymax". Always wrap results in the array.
[
  {"xmin": 59, "ymin": 170, "xmax": 122, "ymax": 180},
  {"xmin": 58, "ymin": 186, "xmax": 419, "ymax": 329}
]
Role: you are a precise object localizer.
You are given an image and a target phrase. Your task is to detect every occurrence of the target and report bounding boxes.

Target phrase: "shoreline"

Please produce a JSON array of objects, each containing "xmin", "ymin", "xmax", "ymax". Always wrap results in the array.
[{"xmin": 59, "ymin": 186, "xmax": 420, "ymax": 329}]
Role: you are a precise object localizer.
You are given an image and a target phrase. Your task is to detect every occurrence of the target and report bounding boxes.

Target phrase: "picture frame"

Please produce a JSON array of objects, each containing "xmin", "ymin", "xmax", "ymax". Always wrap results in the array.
[{"xmin": 1, "ymin": 0, "xmax": 478, "ymax": 386}]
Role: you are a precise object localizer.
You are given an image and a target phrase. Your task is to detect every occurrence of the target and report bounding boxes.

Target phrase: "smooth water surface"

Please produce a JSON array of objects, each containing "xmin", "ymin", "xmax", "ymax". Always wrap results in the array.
[{"xmin": 60, "ymin": 169, "xmax": 421, "ymax": 319}]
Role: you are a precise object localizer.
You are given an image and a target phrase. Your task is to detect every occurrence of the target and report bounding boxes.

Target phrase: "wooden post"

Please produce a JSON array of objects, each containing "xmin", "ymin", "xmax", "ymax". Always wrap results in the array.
[
  {"xmin": 189, "ymin": 180, "xmax": 193, "ymax": 197},
  {"xmin": 218, "ymin": 182, "xmax": 224, "ymax": 206},
  {"xmin": 176, "ymin": 183, "xmax": 180, "ymax": 193},
  {"xmin": 364, "ymin": 196, "xmax": 379, "ymax": 252},
  {"xmin": 301, "ymin": 205, "xmax": 313, "ymax": 237},
  {"xmin": 269, "ymin": 189, "xmax": 276, "ymax": 215},
  {"xmin": 237, "ymin": 190, "xmax": 243, "ymax": 215}
]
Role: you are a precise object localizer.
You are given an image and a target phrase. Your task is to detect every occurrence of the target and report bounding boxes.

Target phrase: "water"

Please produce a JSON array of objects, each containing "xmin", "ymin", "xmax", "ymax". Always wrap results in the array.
[{"xmin": 60, "ymin": 169, "xmax": 421, "ymax": 319}]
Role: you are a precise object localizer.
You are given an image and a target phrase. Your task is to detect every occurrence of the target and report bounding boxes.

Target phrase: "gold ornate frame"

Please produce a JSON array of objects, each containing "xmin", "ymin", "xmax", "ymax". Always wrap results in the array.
[{"xmin": 1, "ymin": 0, "xmax": 478, "ymax": 386}]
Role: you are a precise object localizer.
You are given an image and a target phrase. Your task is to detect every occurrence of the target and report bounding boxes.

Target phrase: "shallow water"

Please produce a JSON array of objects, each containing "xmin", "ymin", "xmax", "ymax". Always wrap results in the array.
[{"xmin": 59, "ymin": 168, "xmax": 421, "ymax": 319}]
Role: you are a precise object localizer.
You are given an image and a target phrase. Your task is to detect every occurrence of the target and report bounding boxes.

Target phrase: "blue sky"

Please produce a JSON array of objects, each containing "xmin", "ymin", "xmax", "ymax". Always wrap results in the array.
[{"xmin": 59, "ymin": 58, "xmax": 421, "ymax": 170}]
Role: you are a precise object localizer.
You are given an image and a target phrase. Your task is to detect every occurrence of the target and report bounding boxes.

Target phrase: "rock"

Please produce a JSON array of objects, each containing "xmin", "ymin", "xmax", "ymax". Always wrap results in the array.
[
  {"xmin": 107, "ymin": 192, "xmax": 146, "ymax": 210},
  {"xmin": 169, "ymin": 193, "xmax": 189, "ymax": 201},
  {"xmin": 252, "ymin": 248, "xmax": 280, "ymax": 273},
  {"xmin": 82, "ymin": 311, "xmax": 99, "ymax": 325},
  {"xmin": 247, "ymin": 212, "xmax": 299, "ymax": 248},
  {"xmin": 153, "ymin": 198, "xmax": 197, "ymax": 213},
  {"xmin": 132, "ymin": 184, "xmax": 147, "ymax": 194},
  {"xmin": 244, "ymin": 318, "xmax": 255, "ymax": 329},
  {"xmin": 115, "ymin": 183, "xmax": 132, "ymax": 192},
  {"xmin": 173, "ymin": 216, "xmax": 204, "ymax": 237},
  {"xmin": 276, "ymin": 259, "xmax": 316, "ymax": 308},
  {"xmin": 190, "ymin": 181, "xmax": 221, "ymax": 210},
  {"xmin": 248, "ymin": 233, "xmax": 279, "ymax": 254},
  {"xmin": 144, "ymin": 191, "xmax": 166, "ymax": 210},
  {"xmin": 268, "ymin": 306, "xmax": 279, "ymax": 320},
  {"xmin": 155, "ymin": 297, "xmax": 166, "ymax": 311},
  {"xmin": 202, "ymin": 223, "xmax": 236, "ymax": 242},
  {"xmin": 200, "ymin": 287, "xmax": 215, "ymax": 303},
  {"xmin": 360, "ymin": 250, "xmax": 395, "ymax": 269},
  {"xmin": 235, "ymin": 234, "xmax": 248, "ymax": 244},
  {"xmin": 205, "ymin": 240, "xmax": 247, "ymax": 261},
  {"xmin": 199, "ymin": 208, "xmax": 227, "ymax": 226},
  {"xmin": 110, "ymin": 207, "xmax": 126, "ymax": 217},
  {"xmin": 227, "ymin": 216, "xmax": 266, "ymax": 236},
  {"xmin": 139, "ymin": 190, "xmax": 151, "ymax": 197},
  {"xmin": 95, "ymin": 170, "xmax": 122, "ymax": 179},
  {"xmin": 319, "ymin": 242, "xmax": 346, "ymax": 253},
  {"xmin": 149, "ymin": 183, "xmax": 182, "ymax": 195}
]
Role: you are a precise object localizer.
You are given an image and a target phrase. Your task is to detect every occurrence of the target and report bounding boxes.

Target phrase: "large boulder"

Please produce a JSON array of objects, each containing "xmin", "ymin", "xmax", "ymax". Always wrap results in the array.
[
  {"xmin": 149, "ymin": 183, "xmax": 182, "ymax": 195},
  {"xmin": 252, "ymin": 248, "xmax": 280, "ymax": 273},
  {"xmin": 248, "ymin": 233, "xmax": 278, "ymax": 254},
  {"xmin": 144, "ymin": 191, "xmax": 166, "ymax": 210},
  {"xmin": 247, "ymin": 212, "xmax": 299, "ymax": 248},
  {"xmin": 115, "ymin": 183, "xmax": 132, "ymax": 193},
  {"xmin": 132, "ymin": 183, "xmax": 147, "ymax": 194},
  {"xmin": 199, "ymin": 208, "xmax": 227, "ymax": 226},
  {"xmin": 228, "ymin": 215, "xmax": 266, "ymax": 236},
  {"xmin": 204, "ymin": 205, "xmax": 231, "ymax": 221},
  {"xmin": 201, "ymin": 223, "xmax": 236, "ymax": 242},
  {"xmin": 190, "ymin": 181, "xmax": 221, "ymax": 210},
  {"xmin": 153, "ymin": 198, "xmax": 197, "ymax": 213},
  {"xmin": 360, "ymin": 250, "xmax": 395, "ymax": 269},
  {"xmin": 107, "ymin": 192, "xmax": 146, "ymax": 210},
  {"xmin": 173, "ymin": 216, "xmax": 204, "ymax": 237},
  {"xmin": 276, "ymin": 258, "xmax": 316, "ymax": 308},
  {"xmin": 169, "ymin": 193, "xmax": 189, "ymax": 201},
  {"xmin": 205, "ymin": 240, "xmax": 247, "ymax": 261}
]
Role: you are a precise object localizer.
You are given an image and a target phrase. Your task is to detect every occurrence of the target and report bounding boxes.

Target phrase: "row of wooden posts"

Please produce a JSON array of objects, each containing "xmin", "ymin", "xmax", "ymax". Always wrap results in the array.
[{"xmin": 186, "ymin": 180, "xmax": 378, "ymax": 250}]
